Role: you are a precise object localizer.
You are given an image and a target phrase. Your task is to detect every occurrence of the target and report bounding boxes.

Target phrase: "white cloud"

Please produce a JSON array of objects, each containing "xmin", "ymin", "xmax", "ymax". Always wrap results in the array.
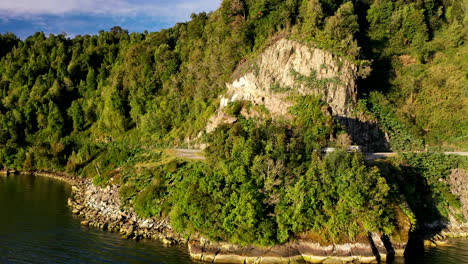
[{"xmin": 0, "ymin": 0, "xmax": 221, "ymax": 20}]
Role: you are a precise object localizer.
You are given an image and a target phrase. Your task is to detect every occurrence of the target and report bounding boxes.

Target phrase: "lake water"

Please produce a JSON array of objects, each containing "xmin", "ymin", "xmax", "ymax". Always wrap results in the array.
[
  {"xmin": 394, "ymin": 238, "xmax": 468, "ymax": 264},
  {"xmin": 0, "ymin": 174, "xmax": 196, "ymax": 264},
  {"xmin": 1, "ymin": 174, "xmax": 467, "ymax": 264}
]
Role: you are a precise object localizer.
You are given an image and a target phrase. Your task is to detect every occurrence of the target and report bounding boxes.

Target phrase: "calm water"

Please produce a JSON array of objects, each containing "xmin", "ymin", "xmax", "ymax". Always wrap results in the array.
[
  {"xmin": 394, "ymin": 238, "xmax": 468, "ymax": 264},
  {"xmin": 0, "ymin": 174, "xmax": 196, "ymax": 264},
  {"xmin": 1, "ymin": 174, "xmax": 468, "ymax": 264}
]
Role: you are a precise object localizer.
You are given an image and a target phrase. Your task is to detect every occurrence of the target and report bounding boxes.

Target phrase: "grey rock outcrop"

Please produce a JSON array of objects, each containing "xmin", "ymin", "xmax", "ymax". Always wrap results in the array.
[
  {"xmin": 206, "ymin": 38, "xmax": 389, "ymax": 151},
  {"xmin": 221, "ymin": 38, "xmax": 358, "ymax": 118},
  {"xmin": 445, "ymin": 168, "xmax": 468, "ymax": 236}
]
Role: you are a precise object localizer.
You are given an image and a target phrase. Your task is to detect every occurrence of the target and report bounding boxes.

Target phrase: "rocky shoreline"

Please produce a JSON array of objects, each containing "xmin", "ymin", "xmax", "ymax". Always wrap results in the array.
[
  {"xmin": 65, "ymin": 174, "xmax": 187, "ymax": 244},
  {"xmin": 2, "ymin": 169, "xmax": 468, "ymax": 263},
  {"xmin": 0, "ymin": 169, "xmax": 185, "ymax": 245}
]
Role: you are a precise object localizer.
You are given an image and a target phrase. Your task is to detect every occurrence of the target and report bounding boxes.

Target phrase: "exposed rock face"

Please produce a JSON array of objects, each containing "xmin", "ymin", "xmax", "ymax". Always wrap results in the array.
[
  {"xmin": 221, "ymin": 38, "xmax": 358, "ymax": 118},
  {"xmin": 450, "ymin": 169, "xmax": 468, "ymax": 220},
  {"xmin": 445, "ymin": 168, "xmax": 468, "ymax": 236},
  {"xmin": 189, "ymin": 232, "xmax": 401, "ymax": 264},
  {"xmin": 206, "ymin": 38, "xmax": 390, "ymax": 151}
]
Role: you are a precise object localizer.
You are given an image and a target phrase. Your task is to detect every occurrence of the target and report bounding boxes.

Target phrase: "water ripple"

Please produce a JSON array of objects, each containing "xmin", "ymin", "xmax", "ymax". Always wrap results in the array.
[{"xmin": 0, "ymin": 175, "xmax": 195, "ymax": 264}]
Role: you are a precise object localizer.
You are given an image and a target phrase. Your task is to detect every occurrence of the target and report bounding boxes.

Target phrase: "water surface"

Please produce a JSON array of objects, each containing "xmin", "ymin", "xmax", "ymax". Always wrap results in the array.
[
  {"xmin": 0, "ymin": 174, "xmax": 196, "ymax": 264},
  {"xmin": 394, "ymin": 238, "xmax": 468, "ymax": 264}
]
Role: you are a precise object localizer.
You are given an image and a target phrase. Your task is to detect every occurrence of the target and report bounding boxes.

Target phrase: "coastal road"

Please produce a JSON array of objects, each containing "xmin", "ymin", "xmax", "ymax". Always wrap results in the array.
[
  {"xmin": 365, "ymin": 152, "xmax": 468, "ymax": 160},
  {"xmin": 364, "ymin": 152, "xmax": 398, "ymax": 160},
  {"xmin": 444, "ymin": 152, "xmax": 468, "ymax": 156},
  {"xmin": 171, "ymin": 149, "xmax": 206, "ymax": 160},
  {"xmin": 170, "ymin": 149, "xmax": 468, "ymax": 161}
]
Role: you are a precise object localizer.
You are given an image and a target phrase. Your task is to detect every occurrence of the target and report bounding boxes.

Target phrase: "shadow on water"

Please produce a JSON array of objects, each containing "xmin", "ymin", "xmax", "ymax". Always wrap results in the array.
[
  {"xmin": 371, "ymin": 159, "xmax": 451, "ymax": 264},
  {"xmin": 367, "ymin": 233, "xmax": 382, "ymax": 263},
  {"xmin": 381, "ymin": 234, "xmax": 396, "ymax": 263}
]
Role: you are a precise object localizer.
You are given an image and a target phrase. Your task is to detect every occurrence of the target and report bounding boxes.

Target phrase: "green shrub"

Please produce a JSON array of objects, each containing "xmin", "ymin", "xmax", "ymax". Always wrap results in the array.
[
  {"xmin": 119, "ymin": 184, "xmax": 137, "ymax": 207},
  {"xmin": 134, "ymin": 185, "xmax": 164, "ymax": 218}
]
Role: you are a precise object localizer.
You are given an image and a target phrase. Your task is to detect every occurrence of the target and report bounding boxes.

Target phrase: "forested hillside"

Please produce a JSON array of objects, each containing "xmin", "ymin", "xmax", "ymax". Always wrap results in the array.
[{"xmin": 1, "ymin": 0, "xmax": 467, "ymax": 246}]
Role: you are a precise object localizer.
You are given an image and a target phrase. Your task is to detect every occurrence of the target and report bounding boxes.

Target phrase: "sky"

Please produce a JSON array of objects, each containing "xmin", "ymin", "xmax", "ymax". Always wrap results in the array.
[{"xmin": 0, "ymin": 0, "xmax": 222, "ymax": 39}]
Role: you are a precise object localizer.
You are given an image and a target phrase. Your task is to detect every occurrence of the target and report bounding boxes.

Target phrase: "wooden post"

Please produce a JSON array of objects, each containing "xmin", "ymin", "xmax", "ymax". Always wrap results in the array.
[{"xmin": 94, "ymin": 163, "xmax": 101, "ymax": 178}]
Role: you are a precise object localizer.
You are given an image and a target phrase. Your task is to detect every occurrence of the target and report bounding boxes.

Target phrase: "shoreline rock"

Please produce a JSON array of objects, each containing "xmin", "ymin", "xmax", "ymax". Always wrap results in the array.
[
  {"xmin": 188, "ymin": 233, "xmax": 400, "ymax": 264},
  {"xmin": 65, "ymin": 174, "xmax": 186, "ymax": 244}
]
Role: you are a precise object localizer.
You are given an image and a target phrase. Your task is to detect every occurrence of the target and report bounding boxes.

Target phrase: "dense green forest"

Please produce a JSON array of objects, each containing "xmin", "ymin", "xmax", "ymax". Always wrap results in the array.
[{"xmin": 1, "ymin": 0, "xmax": 467, "ymax": 245}]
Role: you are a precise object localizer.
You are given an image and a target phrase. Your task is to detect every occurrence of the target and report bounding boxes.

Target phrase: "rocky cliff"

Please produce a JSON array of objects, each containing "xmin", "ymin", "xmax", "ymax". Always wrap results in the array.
[
  {"xmin": 222, "ymin": 38, "xmax": 358, "ymax": 118},
  {"xmin": 206, "ymin": 38, "xmax": 388, "ymax": 151}
]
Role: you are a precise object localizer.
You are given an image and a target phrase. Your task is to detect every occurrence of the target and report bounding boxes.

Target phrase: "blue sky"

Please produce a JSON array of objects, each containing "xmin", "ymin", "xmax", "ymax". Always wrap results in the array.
[{"xmin": 0, "ymin": 0, "xmax": 221, "ymax": 39}]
